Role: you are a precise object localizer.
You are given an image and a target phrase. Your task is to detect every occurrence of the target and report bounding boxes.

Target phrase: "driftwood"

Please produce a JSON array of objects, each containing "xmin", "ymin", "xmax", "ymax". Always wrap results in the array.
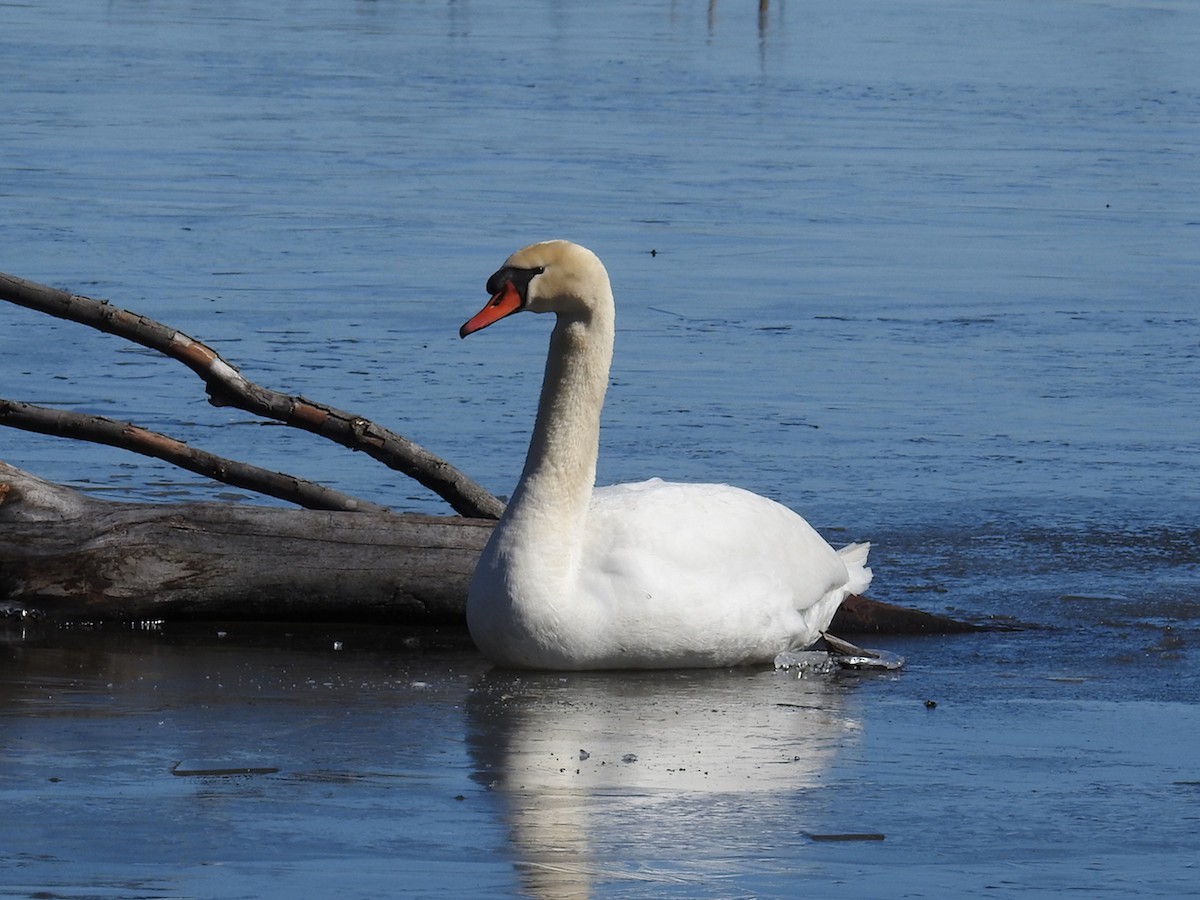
[
  {"xmin": 0, "ymin": 271, "xmax": 504, "ymax": 519},
  {"xmin": 0, "ymin": 460, "xmax": 491, "ymax": 621},
  {"xmin": 2, "ymin": 271, "xmax": 983, "ymax": 636},
  {"xmin": 0, "ymin": 461, "xmax": 980, "ymax": 633},
  {"xmin": 0, "ymin": 399, "xmax": 394, "ymax": 514}
]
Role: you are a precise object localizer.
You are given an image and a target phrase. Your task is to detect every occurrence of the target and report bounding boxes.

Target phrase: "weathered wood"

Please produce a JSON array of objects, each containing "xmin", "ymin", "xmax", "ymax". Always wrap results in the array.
[
  {"xmin": 1, "ymin": 270, "xmax": 989, "ymax": 638},
  {"xmin": 0, "ymin": 460, "xmax": 490, "ymax": 621},
  {"xmin": 0, "ymin": 399, "xmax": 392, "ymax": 514},
  {"xmin": 0, "ymin": 270, "xmax": 505, "ymax": 519},
  {"xmin": 831, "ymin": 592, "xmax": 985, "ymax": 634},
  {"xmin": 1, "ymin": 461, "xmax": 984, "ymax": 635}
]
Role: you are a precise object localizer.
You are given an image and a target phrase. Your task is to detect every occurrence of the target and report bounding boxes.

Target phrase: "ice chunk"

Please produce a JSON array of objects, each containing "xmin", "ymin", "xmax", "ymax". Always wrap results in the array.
[{"xmin": 773, "ymin": 650, "xmax": 839, "ymax": 675}]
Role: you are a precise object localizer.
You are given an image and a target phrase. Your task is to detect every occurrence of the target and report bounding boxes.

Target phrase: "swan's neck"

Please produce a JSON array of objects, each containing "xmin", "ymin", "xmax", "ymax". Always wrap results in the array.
[{"xmin": 499, "ymin": 304, "xmax": 613, "ymax": 577}]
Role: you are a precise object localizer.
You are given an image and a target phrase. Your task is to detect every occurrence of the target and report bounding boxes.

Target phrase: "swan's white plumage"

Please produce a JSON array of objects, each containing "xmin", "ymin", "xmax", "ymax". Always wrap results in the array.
[{"xmin": 461, "ymin": 240, "xmax": 871, "ymax": 670}]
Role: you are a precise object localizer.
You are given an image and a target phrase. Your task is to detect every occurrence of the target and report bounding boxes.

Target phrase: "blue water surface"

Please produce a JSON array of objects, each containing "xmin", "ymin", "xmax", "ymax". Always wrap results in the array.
[{"xmin": 2, "ymin": 1, "xmax": 1199, "ymax": 896}]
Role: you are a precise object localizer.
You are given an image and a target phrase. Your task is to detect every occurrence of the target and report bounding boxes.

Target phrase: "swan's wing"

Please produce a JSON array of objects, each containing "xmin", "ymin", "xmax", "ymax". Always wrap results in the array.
[{"xmin": 583, "ymin": 481, "xmax": 854, "ymax": 646}]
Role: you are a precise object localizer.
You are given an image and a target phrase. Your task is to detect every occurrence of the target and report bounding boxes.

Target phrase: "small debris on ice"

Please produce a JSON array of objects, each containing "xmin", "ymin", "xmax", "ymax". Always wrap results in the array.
[{"xmin": 774, "ymin": 634, "xmax": 905, "ymax": 674}]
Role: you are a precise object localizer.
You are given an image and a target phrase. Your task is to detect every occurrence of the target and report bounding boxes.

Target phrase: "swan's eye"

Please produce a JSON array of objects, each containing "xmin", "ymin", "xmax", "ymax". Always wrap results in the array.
[
  {"xmin": 514, "ymin": 266, "xmax": 545, "ymax": 298},
  {"xmin": 486, "ymin": 265, "xmax": 544, "ymax": 299}
]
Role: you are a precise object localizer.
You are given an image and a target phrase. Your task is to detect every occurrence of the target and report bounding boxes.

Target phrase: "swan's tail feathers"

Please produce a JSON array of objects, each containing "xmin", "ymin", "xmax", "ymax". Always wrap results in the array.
[{"xmin": 837, "ymin": 541, "xmax": 873, "ymax": 596}]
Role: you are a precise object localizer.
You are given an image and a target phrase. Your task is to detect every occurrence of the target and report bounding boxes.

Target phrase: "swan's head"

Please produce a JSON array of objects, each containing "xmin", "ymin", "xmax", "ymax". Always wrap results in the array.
[{"xmin": 460, "ymin": 240, "xmax": 610, "ymax": 338}]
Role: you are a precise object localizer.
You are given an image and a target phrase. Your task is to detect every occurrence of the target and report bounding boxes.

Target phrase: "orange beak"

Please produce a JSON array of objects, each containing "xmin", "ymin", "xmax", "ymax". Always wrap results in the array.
[{"xmin": 460, "ymin": 281, "xmax": 523, "ymax": 338}]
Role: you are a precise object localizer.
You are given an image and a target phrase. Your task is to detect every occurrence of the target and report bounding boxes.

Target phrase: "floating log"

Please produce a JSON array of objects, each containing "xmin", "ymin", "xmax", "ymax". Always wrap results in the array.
[
  {"xmin": 831, "ymin": 592, "xmax": 984, "ymax": 635},
  {"xmin": 0, "ymin": 460, "xmax": 490, "ymax": 622},
  {"xmin": 0, "ymin": 461, "xmax": 982, "ymax": 635},
  {"xmin": 2, "ymin": 270, "xmax": 989, "ymax": 639}
]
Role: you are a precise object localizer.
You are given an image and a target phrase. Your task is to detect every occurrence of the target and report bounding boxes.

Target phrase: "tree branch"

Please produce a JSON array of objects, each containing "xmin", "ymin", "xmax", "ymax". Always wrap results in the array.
[
  {"xmin": 0, "ymin": 271, "xmax": 505, "ymax": 519},
  {"xmin": 0, "ymin": 398, "xmax": 394, "ymax": 514}
]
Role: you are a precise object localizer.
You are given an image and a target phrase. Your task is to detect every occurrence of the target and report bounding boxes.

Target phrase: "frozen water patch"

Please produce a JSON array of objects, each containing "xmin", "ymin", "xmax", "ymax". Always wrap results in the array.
[{"xmin": 773, "ymin": 650, "xmax": 840, "ymax": 676}]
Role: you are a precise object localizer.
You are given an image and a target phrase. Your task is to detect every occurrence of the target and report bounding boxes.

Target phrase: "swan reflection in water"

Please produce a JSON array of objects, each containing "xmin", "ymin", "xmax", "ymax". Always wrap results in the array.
[{"xmin": 466, "ymin": 666, "xmax": 861, "ymax": 897}]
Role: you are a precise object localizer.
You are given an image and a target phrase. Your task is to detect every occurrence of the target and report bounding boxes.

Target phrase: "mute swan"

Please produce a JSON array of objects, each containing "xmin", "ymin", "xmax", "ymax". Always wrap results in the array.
[{"xmin": 459, "ymin": 240, "xmax": 871, "ymax": 670}]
